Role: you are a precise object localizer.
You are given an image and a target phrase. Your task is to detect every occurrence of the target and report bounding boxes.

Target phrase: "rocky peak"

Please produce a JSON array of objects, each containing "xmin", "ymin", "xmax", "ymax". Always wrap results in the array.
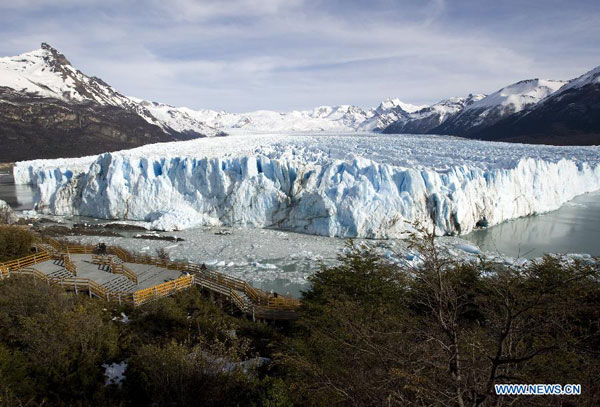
[{"xmin": 40, "ymin": 42, "xmax": 73, "ymax": 70}]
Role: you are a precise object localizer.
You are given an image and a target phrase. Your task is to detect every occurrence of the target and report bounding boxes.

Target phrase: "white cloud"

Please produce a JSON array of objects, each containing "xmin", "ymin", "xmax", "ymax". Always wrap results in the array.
[
  {"xmin": 155, "ymin": 0, "xmax": 305, "ymax": 20},
  {"xmin": 0, "ymin": 0, "xmax": 598, "ymax": 111}
]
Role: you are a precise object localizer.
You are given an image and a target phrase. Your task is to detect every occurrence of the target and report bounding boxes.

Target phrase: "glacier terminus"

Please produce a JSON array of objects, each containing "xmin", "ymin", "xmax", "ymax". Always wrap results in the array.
[{"xmin": 14, "ymin": 133, "xmax": 600, "ymax": 238}]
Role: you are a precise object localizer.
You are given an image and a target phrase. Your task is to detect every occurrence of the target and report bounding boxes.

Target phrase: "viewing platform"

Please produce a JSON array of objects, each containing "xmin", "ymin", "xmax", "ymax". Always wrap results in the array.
[{"xmin": 0, "ymin": 238, "xmax": 300, "ymax": 320}]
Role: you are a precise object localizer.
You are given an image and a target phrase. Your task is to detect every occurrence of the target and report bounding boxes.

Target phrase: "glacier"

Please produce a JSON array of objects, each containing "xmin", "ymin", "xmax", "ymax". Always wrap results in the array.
[{"xmin": 13, "ymin": 133, "xmax": 600, "ymax": 238}]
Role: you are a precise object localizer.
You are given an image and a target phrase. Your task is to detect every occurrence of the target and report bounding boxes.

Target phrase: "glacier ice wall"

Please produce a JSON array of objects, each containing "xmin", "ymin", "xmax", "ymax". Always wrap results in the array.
[{"xmin": 13, "ymin": 134, "xmax": 600, "ymax": 238}]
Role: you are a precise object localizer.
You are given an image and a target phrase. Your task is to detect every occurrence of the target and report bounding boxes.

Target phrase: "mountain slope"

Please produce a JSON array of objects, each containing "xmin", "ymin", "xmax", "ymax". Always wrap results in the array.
[
  {"xmin": 472, "ymin": 66, "xmax": 600, "ymax": 145},
  {"xmin": 0, "ymin": 44, "xmax": 220, "ymax": 162},
  {"xmin": 383, "ymin": 94, "xmax": 485, "ymax": 134},
  {"xmin": 0, "ymin": 87, "xmax": 176, "ymax": 162},
  {"xmin": 382, "ymin": 70, "xmax": 600, "ymax": 145},
  {"xmin": 0, "ymin": 43, "xmax": 425, "ymax": 150},
  {"xmin": 2, "ymin": 43, "xmax": 598, "ymax": 159},
  {"xmin": 431, "ymin": 79, "xmax": 566, "ymax": 136}
]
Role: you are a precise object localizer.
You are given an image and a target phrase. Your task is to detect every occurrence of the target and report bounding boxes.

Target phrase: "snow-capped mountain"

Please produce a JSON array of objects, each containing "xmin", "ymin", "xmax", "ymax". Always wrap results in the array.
[
  {"xmin": 381, "ymin": 70, "xmax": 600, "ymax": 146},
  {"xmin": 0, "ymin": 43, "xmax": 427, "ymax": 146},
  {"xmin": 0, "ymin": 43, "xmax": 226, "ymax": 161},
  {"xmin": 0, "ymin": 43, "xmax": 128, "ymax": 105},
  {"xmin": 143, "ymin": 98, "xmax": 423, "ymax": 133},
  {"xmin": 432, "ymin": 79, "xmax": 566, "ymax": 136},
  {"xmin": 471, "ymin": 65, "xmax": 600, "ymax": 145},
  {"xmin": 359, "ymin": 98, "xmax": 426, "ymax": 131},
  {"xmin": 1, "ymin": 43, "xmax": 599, "ymax": 163},
  {"xmin": 131, "ymin": 99, "xmax": 226, "ymax": 138},
  {"xmin": 555, "ymin": 65, "xmax": 600, "ymax": 93},
  {"xmin": 0, "ymin": 43, "xmax": 222, "ymax": 138},
  {"xmin": 385, "ymin": 79, "xmax": 567, "ymax": 136},
  {"xmin": 383, "ymin": 94, "xmax": 485, "ymax": 134}
]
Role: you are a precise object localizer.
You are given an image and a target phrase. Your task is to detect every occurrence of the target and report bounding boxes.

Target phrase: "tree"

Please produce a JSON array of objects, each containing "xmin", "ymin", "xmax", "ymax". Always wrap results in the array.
[{"xmin": 281, "ymin": 236, "xmax": 600, "ymax": 406}]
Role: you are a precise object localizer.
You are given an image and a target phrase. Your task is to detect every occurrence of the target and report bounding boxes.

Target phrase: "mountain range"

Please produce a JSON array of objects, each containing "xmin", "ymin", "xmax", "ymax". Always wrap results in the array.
[{"xmin": 0, "ymin": 43, "xmax": 598, "ymax": 162}]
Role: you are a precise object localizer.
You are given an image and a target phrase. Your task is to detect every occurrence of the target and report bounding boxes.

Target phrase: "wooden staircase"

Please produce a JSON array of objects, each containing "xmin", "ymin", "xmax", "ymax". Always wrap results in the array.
[
  {"xmin": 1, "ymin": 238, "xmax": 301, "ymax": 320},
  {"xmin": 102, "ymin": 275, "xmax": 137, "ymax": 293},
  {"xmin": 46, "ymin": 268, "xmax": 75, "ymax": 280}
]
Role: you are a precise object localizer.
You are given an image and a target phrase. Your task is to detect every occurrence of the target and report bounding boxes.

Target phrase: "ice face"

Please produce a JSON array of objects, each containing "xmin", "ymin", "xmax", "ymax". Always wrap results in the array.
[{"xmin": 14, "ymin": 133, "xmax": 600, "ymax": 237}]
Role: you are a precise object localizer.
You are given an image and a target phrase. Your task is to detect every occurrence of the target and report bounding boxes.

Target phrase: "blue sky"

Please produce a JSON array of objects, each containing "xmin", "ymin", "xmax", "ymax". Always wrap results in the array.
[{"xmin": 1, "ymin": 0, "xmax": 599, "ymax": 111}]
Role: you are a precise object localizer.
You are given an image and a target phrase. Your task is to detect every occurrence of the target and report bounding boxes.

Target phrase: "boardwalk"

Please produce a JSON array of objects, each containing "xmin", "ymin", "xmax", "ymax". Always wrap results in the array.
[{"xmin": 0, "ymin": 239, "xmax": 300, "ymax": 320}]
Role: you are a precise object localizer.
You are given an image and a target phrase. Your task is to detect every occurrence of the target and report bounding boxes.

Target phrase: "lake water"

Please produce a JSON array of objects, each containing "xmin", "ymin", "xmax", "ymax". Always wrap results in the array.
[
  {"xmin": 463, "ymin": 191, "xmax": 600, "ymax": 259},
  {"xmin": 0, "ymin": 172, "xmax": 35, "ymax": 211}
]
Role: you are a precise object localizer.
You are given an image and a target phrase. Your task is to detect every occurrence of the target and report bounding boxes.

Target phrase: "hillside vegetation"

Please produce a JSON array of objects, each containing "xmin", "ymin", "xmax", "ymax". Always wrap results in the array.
[{"xmin": 0, "ymin": 234, "xmax": 598, "ymax": 406}]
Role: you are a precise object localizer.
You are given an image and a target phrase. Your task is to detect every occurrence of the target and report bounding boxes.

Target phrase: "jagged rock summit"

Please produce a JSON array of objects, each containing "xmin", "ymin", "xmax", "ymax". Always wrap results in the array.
[{"xmin": 0, "ymin": 43, "xmax": 224, "ymax": 162}]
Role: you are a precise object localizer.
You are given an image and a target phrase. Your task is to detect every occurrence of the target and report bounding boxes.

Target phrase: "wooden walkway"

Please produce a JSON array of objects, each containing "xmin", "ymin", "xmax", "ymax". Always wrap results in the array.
[{"xmin": 0, "ymin": 238, "xmax": 300, "ymax": 320}]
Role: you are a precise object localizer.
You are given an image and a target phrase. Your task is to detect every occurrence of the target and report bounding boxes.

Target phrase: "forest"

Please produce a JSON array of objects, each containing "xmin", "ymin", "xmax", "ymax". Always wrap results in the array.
[{"xmin": 0, "ymin": 227, "xmax": 598, "ymax": 406}]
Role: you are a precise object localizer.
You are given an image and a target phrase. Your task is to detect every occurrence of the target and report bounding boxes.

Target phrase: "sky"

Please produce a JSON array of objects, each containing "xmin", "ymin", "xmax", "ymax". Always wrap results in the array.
[{"xmin": 1, "ymin": 0, "xmax": 599, "ymax": 112}]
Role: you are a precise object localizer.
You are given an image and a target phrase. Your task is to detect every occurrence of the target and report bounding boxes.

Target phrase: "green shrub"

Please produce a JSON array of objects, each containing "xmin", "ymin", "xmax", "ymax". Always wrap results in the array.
[
  {"xmin": 0, "ymin": 277, "xmax": 119, "ymax": 406},
  {"xmin": 0, "ymin": 226, "xmax": 34, "ymax": 262}
]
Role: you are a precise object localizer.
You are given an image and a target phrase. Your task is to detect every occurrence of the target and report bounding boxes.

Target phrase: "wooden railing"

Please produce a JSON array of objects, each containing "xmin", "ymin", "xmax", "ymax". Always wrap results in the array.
[
  {"xmin": 65, "ymin": 245, "xmax": 94, "ymax": 255},
  {"xmin": 63, "ymin": 255, "xmax": 77, "ymax": 276},
  {"xmin": 229, "ymin": 289, "xmax": 251, "ymax": 313},
  {"xmin": 7, "ymin": 266, "xmax": 135, "ymax": 304},
  {"xmin": 92, "ymin": 255, "xmax": 138, "ymax": 284},
  {"xmin": 101, "ymin": 245, "xmax": 300, "ymax": 310},
  {"xmin": 133, "ymin": 275, "xmax": 193, "ymax": 305},
  {"xmin": 42, "ymin": 237, "xmax": 301, "ymax": 313},
  {"xmin": 9, "ymin": 266, "xmax": 52, "ymax": 283},
  {"xmin": 92, "ymin": 254, "xmax": 112, "ymax": 266},
  {"xmin": 45, "ymin": 238, "xmax": 64, "ymax": 251},
  {"xmin": 267, "ymin": 296, "xmax": 302, "ymax": 309},
  {"xmin": 0, "ymin": 251, "xmax": 51, "ymax": 272},
  {"xmin": 111, "ymin": 262, "xmax": 138, "ymax": 285}
]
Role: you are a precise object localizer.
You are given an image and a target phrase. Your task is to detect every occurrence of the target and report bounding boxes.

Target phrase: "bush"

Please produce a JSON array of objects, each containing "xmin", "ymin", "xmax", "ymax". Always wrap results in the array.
[
  {"xmin": 0, "ymin": 226, "xmax": 34, "ymax": 262},
  {"xmin": 0, "ymin": 277, "xmax": 119, "ymax": 406},
  {"xmin": 0, "ymin": 271, "xmax": 289, "ymax": 406}
]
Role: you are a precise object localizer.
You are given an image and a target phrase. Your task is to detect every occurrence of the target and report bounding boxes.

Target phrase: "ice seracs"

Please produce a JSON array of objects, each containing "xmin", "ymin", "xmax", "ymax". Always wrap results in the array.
[{"xmin": 14, "ymin": 133, "xmax": 600, "ymax": 238}]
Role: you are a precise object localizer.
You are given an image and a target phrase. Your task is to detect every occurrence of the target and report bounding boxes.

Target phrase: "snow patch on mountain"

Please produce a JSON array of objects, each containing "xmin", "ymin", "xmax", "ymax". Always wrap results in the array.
[
  {"xmin": 0, "ymin": 43, "xmax": 423, "ymax": 135},
  {"xmin": 0, "ymin": 43, "xmax": 221, "ymax": 137},
  {"xmin": 550, "ymin": 65, "xmax": 600, "ymax": 95},
  {"xmin": 428, "ymin": 80, "xmax": 568, "ymax": 134},
  {"xmin": 377, "ymin": 98, "xmax": 427, "ymax": 114},
  {"xmin": 187, "ymin": 102, "xmax": 414, "ymax": 133},
  {"xmin": 0, "ymin": 44, "xmax": 124, "ymax": 105},
  {"xmin": 131, "ymin": 99, "xmax": 225, "ymax": 137},
  {"xmin": 411, "ymin": 94, "xmax": 486, "ymax": 124},
  {"xmin": 466, "ymin": 79, "xmax": 566, "ymax": 113},
  {"xmin": 15, "ymin": 133, "xmax": 600, "ymax": 238}
]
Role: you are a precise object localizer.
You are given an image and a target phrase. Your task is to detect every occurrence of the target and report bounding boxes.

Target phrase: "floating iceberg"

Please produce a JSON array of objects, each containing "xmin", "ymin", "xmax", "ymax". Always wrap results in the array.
[{"xmin": 14, "ymin": 133, "xmax": 600, "ymax": 238}]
